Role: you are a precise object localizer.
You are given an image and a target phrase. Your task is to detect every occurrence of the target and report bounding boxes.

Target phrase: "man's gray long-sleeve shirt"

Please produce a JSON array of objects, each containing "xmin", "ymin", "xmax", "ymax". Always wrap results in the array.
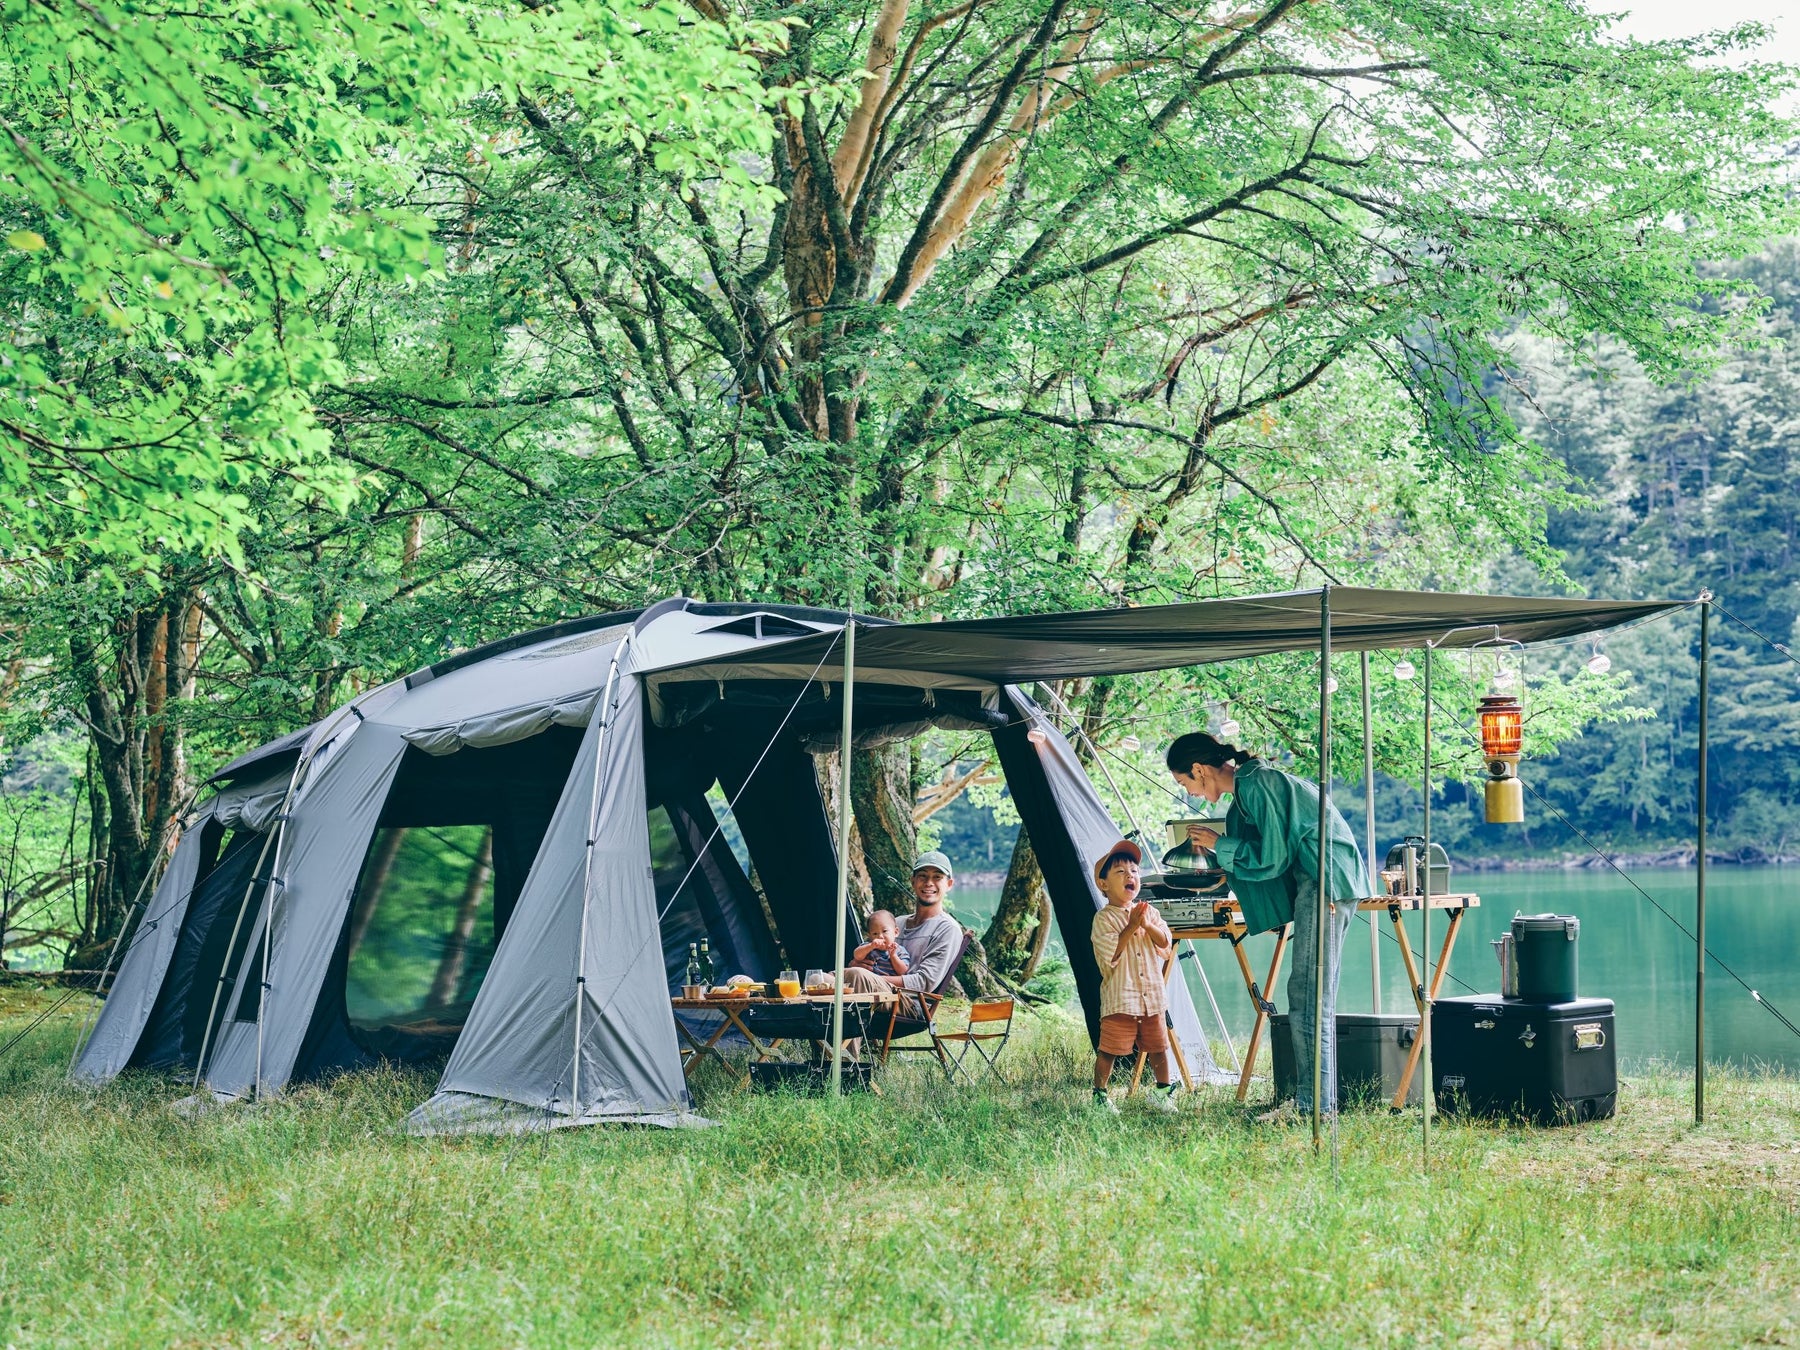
[{"xmin": 894, "ymin": 910, "xmax": 963, "ymax": 992}]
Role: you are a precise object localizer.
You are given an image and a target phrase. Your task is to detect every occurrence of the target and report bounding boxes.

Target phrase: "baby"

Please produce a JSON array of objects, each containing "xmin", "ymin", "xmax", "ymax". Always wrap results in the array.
[{"xmin": 847, "ymin": 909, "xmax": 911, "ymax": 980}]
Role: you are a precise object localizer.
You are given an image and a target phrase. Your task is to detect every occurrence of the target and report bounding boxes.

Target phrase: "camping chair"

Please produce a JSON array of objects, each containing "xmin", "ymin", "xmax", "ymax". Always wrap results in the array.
[
  {"xmin": 935, "ymin": 998, "xmax": 1015, "ymax": 1084},
  {"xmin": 876, "ymin": 927, "xmax": 973, "ymax": 1077}
]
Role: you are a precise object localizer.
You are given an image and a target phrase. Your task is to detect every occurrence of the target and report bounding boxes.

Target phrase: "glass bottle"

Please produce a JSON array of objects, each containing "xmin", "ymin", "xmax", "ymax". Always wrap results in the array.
[
  {"xmin": 700, "ymin": 938, "xmax": 716, "ymax": 986},
  {"xmin": 685, "ymin": 943, "xmax": 702, "ymax": 992}
]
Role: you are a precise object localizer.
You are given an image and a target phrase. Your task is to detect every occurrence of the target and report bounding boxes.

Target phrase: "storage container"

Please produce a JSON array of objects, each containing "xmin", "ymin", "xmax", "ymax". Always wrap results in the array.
[
  {"xmin": 1511, "ymin": 913, "xmax": 1580, "ymax": 1002},
  {"xmin": 1431, "ymin": 994, "xmax": 1616, "ymax": 1124},
  {"xmin": 1269, "ymin": 1011, "xmax": 1424, "ymax": 1107},
  {"xmin": 1383, "ymin": 837, "xmax": 1451, "ymax": 896}
]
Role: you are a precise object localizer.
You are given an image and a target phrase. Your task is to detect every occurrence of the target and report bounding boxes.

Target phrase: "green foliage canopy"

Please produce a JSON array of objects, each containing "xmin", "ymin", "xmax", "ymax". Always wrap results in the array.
[{"xmin": 0, "ymin": 0, "xmax": 783, "ymax": 569}]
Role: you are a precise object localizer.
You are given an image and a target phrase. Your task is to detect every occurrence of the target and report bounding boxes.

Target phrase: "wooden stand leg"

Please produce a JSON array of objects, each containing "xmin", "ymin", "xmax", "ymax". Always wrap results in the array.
[
  {"xmin": 1390, "ymin": 907, "xmax": 1465, "ymax": 1110},
  {"xmin": 1232, "ymin": 925, "xmax": 1290, "ymax": 1103},
  {"xmin": 677, "ymin": 1015, "xmax": 737, "ymax": 1082},
  {"xmin": 1168, "ymin": 1029, "xmax": 1193, "ymax": 1091},
  {"xmin": 1129, "ymin": 1051, "xmax": 1148, "ymax": 1096}
]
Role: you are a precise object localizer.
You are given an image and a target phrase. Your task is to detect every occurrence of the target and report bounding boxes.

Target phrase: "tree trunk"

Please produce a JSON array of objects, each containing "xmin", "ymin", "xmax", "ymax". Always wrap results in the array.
[
  {"xmin": 982, "ymin": 825, "xmax": 1050, "ymax": 979},
  {"xmin": 950, "ymin": 928, "xmax": 1005, "ymax": 1000},
  {"xmin": 426, "ymin": 828, "xmax": 492, "ymax": 1011},
  {"xmin": 815, "ymin": 750, "xmax": 873, "ymax": 920},
  {"xmin": 850, "ymin": 742, "xmax": 916, "ymax": 915},
  {"xmin": 346, "ymin": 827, "xmax": 409, "ymax": 960}
]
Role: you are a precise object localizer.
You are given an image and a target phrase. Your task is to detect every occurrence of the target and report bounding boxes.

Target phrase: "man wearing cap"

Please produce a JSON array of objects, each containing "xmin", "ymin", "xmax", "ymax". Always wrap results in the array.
[
  {"xmin": 1089, "ymin": 839, "xmax": 1179, "ymax": 1113},
  {"xmin": 840, "ymin": 851, "xmax": 966, "ymax": 996}
]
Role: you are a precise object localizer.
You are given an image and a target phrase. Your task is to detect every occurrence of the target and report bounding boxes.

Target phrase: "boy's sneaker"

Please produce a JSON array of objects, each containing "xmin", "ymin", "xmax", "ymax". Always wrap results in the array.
[
  {"xmin": 1150, "ymin": 1084, "xmax": 1181, "ymax": 1113},
  {"xmin": 1091, "ymin": 1091, "xmax": 1120, "ymax": 1116},
  {"xmin": 1252, "ymin": 1100, "xmax": 1301, "ymax": 1126}
]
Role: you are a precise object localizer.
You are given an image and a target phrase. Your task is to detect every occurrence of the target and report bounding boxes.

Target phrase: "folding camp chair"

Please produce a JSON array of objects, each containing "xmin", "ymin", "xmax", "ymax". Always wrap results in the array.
[
  {"xmin": 936, "ymin": 999, "xmax": 1015, "ymax": 1083},
  {"xmin": 877, "ymin": 927, "xmax": 972, "ymax": 1077}
]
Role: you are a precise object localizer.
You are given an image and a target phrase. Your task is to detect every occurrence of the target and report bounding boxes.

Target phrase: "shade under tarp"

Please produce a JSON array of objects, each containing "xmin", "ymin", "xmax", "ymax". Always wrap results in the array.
[{"xmin": 643, "ymin": 587, "xmax": 1688, "ymax": 690}]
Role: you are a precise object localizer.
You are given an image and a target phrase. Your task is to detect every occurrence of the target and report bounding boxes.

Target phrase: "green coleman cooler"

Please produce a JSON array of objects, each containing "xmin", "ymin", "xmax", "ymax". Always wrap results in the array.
[{"xmin": 1511, "ymin": 913, "xmax": 1580, "ymax": 1003}]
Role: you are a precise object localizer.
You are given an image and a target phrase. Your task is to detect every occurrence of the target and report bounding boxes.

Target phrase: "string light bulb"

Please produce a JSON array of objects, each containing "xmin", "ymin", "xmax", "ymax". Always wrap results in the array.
[
  {"xmin": 1492, "ymin": 666, "xmax": 1517, "ymax": 692},
  {"xmin": 1218, "ymin": 717, "xmax": 1242, "ymax": 740},
  {"xmin": 1393, "ymin": 659, "xmax": 1417, "ymax": 681},
  {"xmin": 1586, "ymin": 651, "xmax": 1612, "ymax": 675},
  {"xmin": 1119, "ymin": 734, "xmax": 1141, "ymax": 752},
  {"xmin": 1027, "ymin": 727, "xmax": 1048, "ymax": 746},
  {"xmin": 1325, "ymin": 677, "xmax": 1339, "ymax": 694}
]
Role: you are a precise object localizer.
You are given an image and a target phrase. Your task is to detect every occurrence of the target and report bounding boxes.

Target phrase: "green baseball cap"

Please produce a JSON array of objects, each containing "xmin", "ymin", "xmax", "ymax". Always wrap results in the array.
[{"xmin": 912, "ymin": 850, "xmax": 954, "ymax": 879}]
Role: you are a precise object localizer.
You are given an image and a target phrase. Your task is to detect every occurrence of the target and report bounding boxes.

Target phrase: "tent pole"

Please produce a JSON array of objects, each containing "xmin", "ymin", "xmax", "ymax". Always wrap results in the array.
[
  {"xmin": 572, "ymin": 641, "xmax": 628, "ymax": 1120},
  {"xmin": 1421, "ymin": 644, "xmax": 1433, "ymax": 1167},
  {"xmin": 1313, "ymin": 587, "xmax": 1331, "ymax": 1153},
  {"xmin": 1360, "ymin": 651, "xmax": 1380, "ymax": 1014},
  {"xmin": 191, "ymin": 794, "xmax": 290, "ymax": 1092},
  {"xmin": 1696, "ymin": 597, "xmax": 1710, "ymax": 1124},
  {"xmin": 830, "ymin": 621, "xmax": 856, "ymax": 1095}
]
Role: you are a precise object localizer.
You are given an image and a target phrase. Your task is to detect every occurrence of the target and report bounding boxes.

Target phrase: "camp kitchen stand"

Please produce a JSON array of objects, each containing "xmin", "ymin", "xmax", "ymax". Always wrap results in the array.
[{"xmin": 1168, "ymin": 891, "xmax": 1480, "ymax": 1108}]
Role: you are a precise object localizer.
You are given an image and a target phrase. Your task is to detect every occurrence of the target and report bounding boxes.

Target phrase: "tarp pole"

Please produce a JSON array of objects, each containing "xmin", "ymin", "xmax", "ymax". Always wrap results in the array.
[
  {"xmin": 572, "ymin": 640, "xmax": 629, "ymax": 1119},
  {"xmin": 1421, "ymin": 643, "xmax": 1434, "ymax": 1167},
  {"xmin": 1360, "ymin": 651, "xmax": 1380, "ymax": 1013},
  {"xmin": 830, "ymin": 621, "xmax": 856, "ymax": 1095},
  {"xmin": 1313, "ymin": 587, "xmax": 1331, "ymax": 1152},
  {"xmin": 1696, "ymin": 597, "xmax": 1710, "ymax": 1124}
]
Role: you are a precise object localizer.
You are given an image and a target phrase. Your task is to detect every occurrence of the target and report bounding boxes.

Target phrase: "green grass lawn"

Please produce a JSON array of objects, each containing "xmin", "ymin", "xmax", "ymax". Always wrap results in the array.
[{"xmin": 3, "ymin": 982, "xmax": 1798, "ymax": 1349}]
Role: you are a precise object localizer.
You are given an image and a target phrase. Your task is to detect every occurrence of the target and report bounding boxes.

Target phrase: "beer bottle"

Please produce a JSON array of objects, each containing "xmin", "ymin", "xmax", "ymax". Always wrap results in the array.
[
  {"xmin": 700, "ymin": 938, "xmax": 716, "ymax": 985},
  {"xmin": 685, "ymin": 943, "xmax": 702, "ymax": 990}
]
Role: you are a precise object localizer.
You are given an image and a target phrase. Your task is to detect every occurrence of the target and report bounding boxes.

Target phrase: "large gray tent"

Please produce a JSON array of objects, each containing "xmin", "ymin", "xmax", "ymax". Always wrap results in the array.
[{"xmin": 72, "ymin": 588, "xmax": 1680, "ymax": 1132}]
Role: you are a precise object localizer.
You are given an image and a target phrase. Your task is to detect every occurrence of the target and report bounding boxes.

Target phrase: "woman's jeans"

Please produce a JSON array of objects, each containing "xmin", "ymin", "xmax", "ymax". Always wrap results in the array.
[{"xmin": 1286, "ymin": 894, "xmax": 1357, "ymax": 1112}]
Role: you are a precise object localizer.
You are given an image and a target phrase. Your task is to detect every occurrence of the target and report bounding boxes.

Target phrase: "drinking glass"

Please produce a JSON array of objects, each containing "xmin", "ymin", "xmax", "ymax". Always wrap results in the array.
[
  {"xmin": 804, "ymin": 969, "xmax": 826, "ymax": 994},
  {"xmin": 778, "ymin": 968, "xmax": 801, "ymax": 999}
]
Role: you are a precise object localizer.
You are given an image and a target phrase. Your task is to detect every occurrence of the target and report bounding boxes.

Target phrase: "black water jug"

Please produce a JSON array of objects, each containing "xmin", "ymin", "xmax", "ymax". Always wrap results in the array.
[{"xmin": 1511, "ymin": 913, "xmax": 1579, "ymax": 1002}]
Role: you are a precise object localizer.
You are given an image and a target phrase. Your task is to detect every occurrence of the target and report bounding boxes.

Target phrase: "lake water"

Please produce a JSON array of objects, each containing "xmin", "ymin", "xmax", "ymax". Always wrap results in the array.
[{"xmin": 957, "ymin": 866, "xmax": 1800, "ymax": 1073}]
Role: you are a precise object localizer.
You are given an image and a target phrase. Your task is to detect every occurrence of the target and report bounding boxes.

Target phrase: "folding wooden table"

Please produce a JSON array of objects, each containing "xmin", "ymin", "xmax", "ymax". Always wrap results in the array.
[
  {"xmin": 670, "ymin": 992, "xmax": 895, "ymax": 1085},
  {"xmin": 1169, "ymin": 891, "xmax": 1480, "ymax": 1107},
  {"xmin": 1354, "ymin": 892, "xmax": 1482, "ymax": 1109},
  {"xmin": 1168, "ymin": 911, "xmax": 1289, "ymax": 1103}
]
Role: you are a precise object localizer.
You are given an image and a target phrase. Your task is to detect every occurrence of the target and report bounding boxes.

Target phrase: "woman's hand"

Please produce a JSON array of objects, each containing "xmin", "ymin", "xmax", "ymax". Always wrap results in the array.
[{"xmin": 1187, "ymin": 825, "xmax": 1220, "ymax": 850}]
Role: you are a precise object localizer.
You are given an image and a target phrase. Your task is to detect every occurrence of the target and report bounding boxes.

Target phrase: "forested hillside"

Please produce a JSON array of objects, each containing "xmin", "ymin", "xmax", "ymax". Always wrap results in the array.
[{"xmin": 1495, "ymin": 241, "xmax": 1800, "ymax": 860}]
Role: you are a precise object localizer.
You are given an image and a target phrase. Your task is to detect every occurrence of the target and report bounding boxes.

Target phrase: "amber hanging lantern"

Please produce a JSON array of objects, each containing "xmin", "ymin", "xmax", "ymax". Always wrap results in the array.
[
  {"xmin": 1478, "ymin": 691, "xmax": 1525, "ymax": 824},
  {"xmin": 1478, "ymin": 694, "xmax": 1524, "ymax": 759}
]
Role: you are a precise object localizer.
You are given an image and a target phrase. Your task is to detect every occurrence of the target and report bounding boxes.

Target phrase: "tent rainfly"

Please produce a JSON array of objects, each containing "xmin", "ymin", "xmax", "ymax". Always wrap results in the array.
[{"xmin": 71, "ymin": 588, "xmax": 1684, "ymax": 1133}]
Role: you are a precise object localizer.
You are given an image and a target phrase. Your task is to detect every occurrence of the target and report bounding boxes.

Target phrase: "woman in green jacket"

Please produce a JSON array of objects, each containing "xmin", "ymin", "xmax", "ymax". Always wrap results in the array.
[{"xmin": 1166, "ymin": 731, "xmax": 1368, "ymax": 1120}]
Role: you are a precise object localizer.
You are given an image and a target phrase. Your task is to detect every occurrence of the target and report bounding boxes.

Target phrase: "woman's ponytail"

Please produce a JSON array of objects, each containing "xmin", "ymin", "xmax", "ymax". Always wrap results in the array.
[{"xmin": 1164, "ymin": 730, "xmax": 1242, "ymax": 775}]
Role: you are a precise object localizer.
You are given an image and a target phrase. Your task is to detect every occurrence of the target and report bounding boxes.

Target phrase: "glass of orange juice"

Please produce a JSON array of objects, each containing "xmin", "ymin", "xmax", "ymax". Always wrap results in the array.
[{"xmin": 776, "ymin": 969, "xmax": 801, "ymax": 998}]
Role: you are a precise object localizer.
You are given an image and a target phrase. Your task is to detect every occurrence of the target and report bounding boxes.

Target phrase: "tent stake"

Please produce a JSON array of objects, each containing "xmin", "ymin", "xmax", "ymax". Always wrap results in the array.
[
  {"xmin": 1421, "ymin": 644, "xmax": 1433, "ymax": 1168},
  {"xmin": 1313, "ymin": 587, "xmax": 1331, "ymax": 1153},
  {"xmin": 830, "ymin": 621, "xmax": 856, "ymax": 1095},
  {"xmin": 1696, "ymin": 597, "xmax": 1710, "ymax": 1124}
]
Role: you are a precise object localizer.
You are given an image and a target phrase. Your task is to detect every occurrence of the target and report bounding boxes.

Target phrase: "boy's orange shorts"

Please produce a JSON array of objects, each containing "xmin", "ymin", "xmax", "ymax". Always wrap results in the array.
[{"xmin": 1098, "ymin": 1011, "xmax": 1169, "ymax": 1057}]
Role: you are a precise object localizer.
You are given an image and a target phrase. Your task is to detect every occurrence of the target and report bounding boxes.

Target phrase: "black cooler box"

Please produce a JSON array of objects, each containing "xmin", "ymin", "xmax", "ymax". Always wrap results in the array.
[
  {"xmin": 1270, "ymin": 1012, "xmax": 1423, "ymax": 1107},
  {"xmin": 1431, "ymin": 995, "xmax": 1617, "ymax": 1124}
]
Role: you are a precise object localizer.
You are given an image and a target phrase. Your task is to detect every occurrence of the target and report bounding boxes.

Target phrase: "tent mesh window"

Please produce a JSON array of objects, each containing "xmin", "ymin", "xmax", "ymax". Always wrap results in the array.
[{"xmin": 343, "ymin": 825, "xmax": 497, "ymax": 1060}]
